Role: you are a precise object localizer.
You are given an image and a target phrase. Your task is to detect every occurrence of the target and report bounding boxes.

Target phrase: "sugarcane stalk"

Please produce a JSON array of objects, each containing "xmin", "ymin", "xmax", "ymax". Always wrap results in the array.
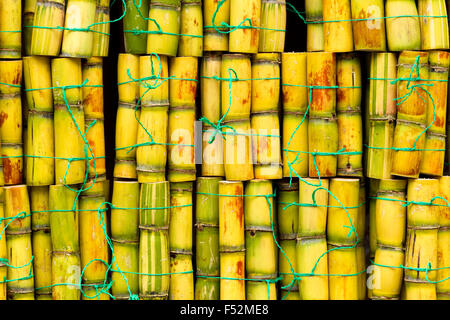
[
  {"xmin": 4, "ymin": 186, "xmax": 34, "ymax": 300},
  {"xmin": 178, "ymin": 0, "xmax": 203, "ymax": 57},
  {"xmin": 92, "ymin": 0, "xmax": 111, "ymax": 57},
  {"xmin": 136, "ymin": 55, "xmax": 169, "ymax": 182},
  {"xmin": 350, "ymin": 0, "xmax": 386, "ymax": 51},
  {"xmin": 168, "ymin": 57, "xmax": 197, "ymax": 182},
  {"xmin": 30, "ymin": 0, "xmax": 65, "ymax": 56},
  {"xmin": 391, "ymin": 51, "xmax": 429, "ymax": 178},
  {"xmin": 323, "ymin": 0, "xmax": 353, "ymax": 52},
  {"xmin": 23, "ymin": 56, "xmax": 54, "ymax": 186},
  {"xmin": 195, "ymin": 177, "xmax": 220, "ymax": 300},
  {"xmin": 404, "ymin": 179, "xmax": 440, "ymax": 300},
  {"xmin": 385, "ymin": 0, "xmax": 421, "ymax": 51},
  {"xmin": 219, "ymin": 181, "xmax": 245, "ymax": 300},
  {"xmin": 79, "ymin": 181, "xmax": 109, "ymax": 300},
  {"xmin": 203, "ymin": 0, "xmax": 229, "ymax": 52},
  {"xmin": 169, "ymin": 182, "xmax": 194, "ymax": 300},
  {"xmin": 146, "ymin": 0, "xmax": 181, "ymax": 57},
  {"xmin": 420, "ymin": 51, "xmax": 449, "ymax": 177},
  {"xmin": 259, "ymin": 0, "xmax": 286, "ymax": 53},
  {"xmin": 49, "ymin": 185, "xmax": 80, "ymax": 300},
  {"xmin": 327, "ymin": 178, "xmax": 360, "ymax": 300},
  {"xmin": 0, "ymin": 0, "xmax": 22, "ymax": 59},
  {"xmin": 281, "ymin": 53, "xmax": 308, "ymax": 178},
  {"xmin": 201, "ymin": 54, "xmax": 224, "ymax": 177},
  {"xmin": 30, "ymin": 186, "xmax": 52, "ymax": 300},
  {"xmin": 245, "ymin": 180, "xmax": 277, "ymax": 300},
  {"xmin": 305, "ymin": 0, "xmax": 323, "ymax": 52},
  {"xmin": 229, "ymin": 0, "xmax": 261, "ymax": 54},
  {"xmin": 123, "ymin": 0, "xmax": 149, "ymax": 54},
  {"xmin": 82, "ymin": 58, "xmax": 106, "ymax": 181},
  {"xmin": 277, "ymin": 181, "xmax": 299, "ymax": 299},
  {"xmin": 23, "ymin": 0, "xmax": 37, "ymax": 56},
  {"xmin": 115, "ymin": 54, "xmax": 140, "ymax": 179},
  {"xmin": 437, "ymin": 176, "xmax": 450, "ymax": 299},
  {"xmin": 0, "ymin": 60, "xmax": 23, "ymax": 186},
  {"xmin": 61, "ymin": 0, "xmax": 97, "ymax": 58},
  {"xmin": 371, "ymin": 179, "xmax": 407, "ymax": 300},
  {"xmin": 139, "ymin": 181, "xmax": 170, "ymax": 300},
  {"xmin": 366, "ymin": 53, "xmax": 397, "ymax": 180},
  {"xmin": 297, "ymin": 178, "xmax": 329, "ymax": 300},
  {"xmin": 337, "ymin": 53, "xmax": 363, "ymax": 177},
  {"xmin": 111, "ymin": 180, "xmax": 139, "ymax": 300},
  {"xmin": 0, "ymin": 188, "xmax": 6, "ymax": 300},
  {"xmin": 418, "ymin": 0, "xmax": 449, "ymax": 50}
]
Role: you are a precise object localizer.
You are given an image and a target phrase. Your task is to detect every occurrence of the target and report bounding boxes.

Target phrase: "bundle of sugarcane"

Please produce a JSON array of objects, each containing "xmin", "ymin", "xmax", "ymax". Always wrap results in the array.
[
  {"xmin": 350, "ymin": 0, "xmax": 386, "ymax": 52},
  {"xmin": 201, "ymin": 53, "xmax": 224, "ymax": 177},
  {"xmin": 49, "ymin": 184, "xmax": 80, "ymax": 300},
  {"xmin": 203, "ymin": 0, "xmax": 229, "ymax": 52},
  {"xmin": 115, "ymin": 54, "xmax": 140, "ymax": 179},
  {"xmin": 404, "ymin": 179, "xmax": 439, "ymax": 300},
  {"xmin": 111, "ymin": 180, "xmax": 140, "ymax": 299},
  {"xmin": 305, "ymin": 0, "xmax": 323, "ymax": 52},
  {"xmin": 221, "ymin": 54, "xmax": 253, "ymax": 181},
  {"xmin": 92, "ymin": 0, "xmax": 111, "ymax": 57},
  {"xmin": 168, "ymin": 57, "xmax": 197, "ymax": 182},
  {"xmin": 245, "ymin": 180, "xmax": 277, "ymax": 300},
  {"xmin": 30, "ymin": 186, "xmax": 52, "ymax": 300},
  {"xmin": 281, "ymin": 53, "xmax": 308, "ymax": 178},
  {"xmin": 136, "ymin": 55, "xmax": 169, "ymax": 182},
  {"xmin": 169, "ymin": 182, "xmax": 194, "ymax": 300},
  {"xmin": 60, "ymin": 0, "xmax": 97, "ymax": 58},
  {"xmin": 123, "ymin": 0, "xmax": 149, "ymax": 54},
  {"xmin": 0, "ymin": 0, "xmax": 21, "ymax": 59},
  {"xmin": 323, "ymin": 0, "xmax": 353, "ymax": 52},
  {"xmin": 336, "ymin": 54, "xmax": 363, "ymax": 177},
  {"xmin": 0, "ymin": 60, "xmax": 23, "ymax": 185},
  {"xmin": 79, "ymin": 181, "xmax": 109, "ymax": 300},
  {"xmin": 4, "ymin": 186, "xmax": 34, "ymax": 300},
  {"xmin": 139, "ymin": 181, "xmax": 170, "ymax": 300},
  {"xmin": 30, "ymin": 0, "xmax": 65, "ymax": 56},
  {"xmin": 219, "ymin": 181, "xmax": 245, "ymax": 300},
  {"xmin": 307, "ymin": 52, "xmax": 338, "ymax": 178},
  {"xmin": 371, "ymin": 180, "xmax": 406, "ymax": 300},
  {"xmin": 437, "ymin": 177, "xmax": 450, "ymax": 300},
  {"xmin": 277, "ymin": 181, "xmax": 299, "ymax": 300},
  {"xmin": 23, "ymin": 56, "xmax": 54, "ymax": 186},
  {"xmin": 327, "ymin": 178, "xmax": 360, "ymax": 300},
  {"xmin": 178, "ymin": 0, "xmax": 203, "ymax": 57},
  {"xmin": 259, "ymin": 0, "xmax": 286, "ymax": 53},
  {"xmin": 52, "ymin": 58, "xmax": 86, "ymax": 185},
  {"xmin": 418, "ymin": 0, "xmax": 449, "ymax": 50},
  {"xmin": 385, "ymin": 0, "xmax": 421, "ymax": 51},
  {"xmin": 366, "ymin": 53, "xmax": 397, "ymax": 180},
  {"xmin": 251, "ymin": 54, "xmax": 282, "ymax": 180},
  {"xmin": 391, "ymin": 51, "xmax": 429, "ymax": 178},
  {"xmin": 0, "ymin": 188, "xmax": 6, "ymax": 300},
  {"xmin": 420, "ymin": 51, "xmax": 449, "ymax": 177},
  {"xmin": 23, "ymin": 0, "xmax": 36, "ymax": 55},
  {"xmin": 297, "ymin": 179, "xmax": 329, "ymax": 300},
  {"xmin": 147, "ymin": 0, "xmax": 181, "ymax": 56},
  {"xmin": 82, "ymin": 58, "xmax": 106, "ymax": 181},
  {"xmin": 229, "ymin": 0, "xmax": 261, "ymax": 54},
  {"xmin": 195, "ymin": 177, "xmax": 220, "ymax": 300}
]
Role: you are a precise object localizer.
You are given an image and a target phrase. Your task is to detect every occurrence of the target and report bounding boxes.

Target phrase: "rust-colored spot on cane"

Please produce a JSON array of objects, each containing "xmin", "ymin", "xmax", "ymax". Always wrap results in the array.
[
  {"xmin": 0, "ymin": 111, "xmax": 8, "ymax": 127},
  {"xmin": 84, "ymin": 89, "xmax": 104, "ymax": 114},
  {"xmin": 3, "ymin": 156, "xmax": 22, "ymax": 185},
  {"xmin": 353, "ymin": 9, "xmax": 383, "ymax": 49},
  {"xmin": 236, "ymin": 260, "xmax": 244, "ymax": 276},
  {"xmin": 310, "ymin": 60, "xmax": 334, "ymax": 112}
]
